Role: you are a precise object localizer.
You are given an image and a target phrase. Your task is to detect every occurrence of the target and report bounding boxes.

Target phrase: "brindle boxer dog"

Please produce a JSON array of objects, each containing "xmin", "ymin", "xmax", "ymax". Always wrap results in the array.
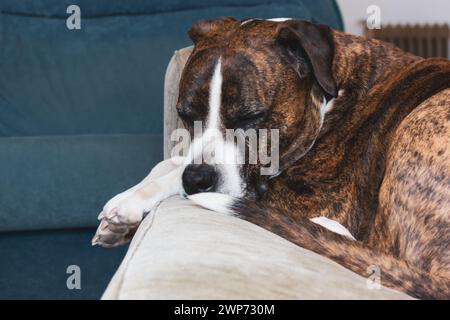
[{"xmin": 93, "ymin": 17, "xmax": 450, "ymax": 299}]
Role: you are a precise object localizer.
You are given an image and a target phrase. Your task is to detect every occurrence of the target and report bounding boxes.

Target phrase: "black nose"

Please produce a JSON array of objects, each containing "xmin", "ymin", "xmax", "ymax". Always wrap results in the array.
[{"xmin": 182, "ymin": 164, "xmax": 218, "ymax": 195}]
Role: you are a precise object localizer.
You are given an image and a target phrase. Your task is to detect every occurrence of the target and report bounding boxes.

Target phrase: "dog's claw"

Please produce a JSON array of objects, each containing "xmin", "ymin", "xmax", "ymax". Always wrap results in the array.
[
  {"xmin": 100, "ymin": 221, "xmax": 109, "ymax": 230},
  {"xmin": 104, "ymin": 207, "xmax": 118, "ymax": 219},
  {"xmin": 107, "ymin": 214, "xmax": 121, "ymax": 225},
  {"xmin": 91, "ymin": 234, "xmax": 100, "ymax": 246},
  {"xmin": 97, "ymin": 211, "xmax": 104, "ymax": 220},
  {"xmin": 92, "ymin": 216, "xmax": 137, "ymax": 248}
]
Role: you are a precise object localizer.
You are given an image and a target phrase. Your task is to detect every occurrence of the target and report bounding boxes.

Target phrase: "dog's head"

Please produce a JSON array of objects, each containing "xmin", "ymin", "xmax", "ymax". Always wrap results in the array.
[{"xmin": 176, "ymin": 17, "xmax": 338, "ymax": 199}]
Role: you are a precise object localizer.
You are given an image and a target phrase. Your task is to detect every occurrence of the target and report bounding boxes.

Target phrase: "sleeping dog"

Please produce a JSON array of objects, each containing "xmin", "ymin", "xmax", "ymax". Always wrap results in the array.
[{"xmin": 93, "ymin": 18, "xmax": 450, "ymax": 299}]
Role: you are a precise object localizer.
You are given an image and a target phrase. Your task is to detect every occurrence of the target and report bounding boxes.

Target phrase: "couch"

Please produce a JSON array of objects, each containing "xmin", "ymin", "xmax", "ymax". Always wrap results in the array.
[
  {"xmin": 0, "ymin": 0, "xmax": 344, "ymax": 300},
  {"xmin": 101, "ymin": 47, "xmax": 412, "ymax": 300}
]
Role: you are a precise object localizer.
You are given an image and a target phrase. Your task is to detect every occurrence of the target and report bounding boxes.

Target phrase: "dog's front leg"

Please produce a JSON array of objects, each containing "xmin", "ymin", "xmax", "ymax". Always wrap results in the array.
[{"xmin": 92, "ymin": 157, "xmax": 185, "ymax": 247}]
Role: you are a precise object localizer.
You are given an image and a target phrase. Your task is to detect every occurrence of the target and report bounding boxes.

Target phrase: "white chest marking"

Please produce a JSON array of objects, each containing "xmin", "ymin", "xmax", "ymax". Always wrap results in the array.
[
  {"xmin": 310, "ymin": 216, "xmax": 356, "ymax": 240},
  {"xmin": 241, "ymin": 18, "xmax": 292, "ymax": 26},
  {"xmin": 319, "ymin": 89, "xmax": 344, "ymax": 128},
  {"xmin": 267, "ymin": 18, "xmax": 293, "ymax": 22}
]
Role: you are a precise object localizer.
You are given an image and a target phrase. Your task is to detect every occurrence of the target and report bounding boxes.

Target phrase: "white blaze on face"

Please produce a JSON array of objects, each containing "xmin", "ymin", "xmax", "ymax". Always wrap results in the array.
[
  {"xmin": 208, "ymin": 58, "xmax": 222, "ymax": 129},
  {"xmin": 185, "ymin": 57, "xmax": 245, "ymax": 197}
]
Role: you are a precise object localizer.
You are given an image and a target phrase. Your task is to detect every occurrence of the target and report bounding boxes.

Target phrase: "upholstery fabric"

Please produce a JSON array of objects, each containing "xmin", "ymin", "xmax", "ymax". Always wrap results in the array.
[
  {"xmin": 102, "ymin": 197, "xmax": 412, "ymax": 300},
  {"xmin": 0, "ymin": 228, "xmax": 127, "ymax": 299},
  {"xmin": 0, "ymin": 2, "xmax": 342, "ymax": 137},
  {"xmin": 0, "ymin": 1, "xmax": 343, "ymax": 27},
  {"xmin": 0, "ymin": 134, "xmax": 162, "ymax": 232}
]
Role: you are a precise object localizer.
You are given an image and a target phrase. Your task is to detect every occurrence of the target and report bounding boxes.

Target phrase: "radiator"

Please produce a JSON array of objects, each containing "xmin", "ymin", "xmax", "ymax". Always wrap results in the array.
[{"xmin": 365, "ymin": 24, "xmax": 450, "ymax": 59}]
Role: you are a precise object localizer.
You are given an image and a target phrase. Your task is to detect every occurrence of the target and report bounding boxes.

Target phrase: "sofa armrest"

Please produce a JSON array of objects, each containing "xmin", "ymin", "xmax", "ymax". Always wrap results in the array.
[
  {"xmin": 163, "ymin": 46, "xmax": 193, "ymax": 159},
  {"xmin": 102, "ymin": 197, "xmax": 412, "ymax": 299}
]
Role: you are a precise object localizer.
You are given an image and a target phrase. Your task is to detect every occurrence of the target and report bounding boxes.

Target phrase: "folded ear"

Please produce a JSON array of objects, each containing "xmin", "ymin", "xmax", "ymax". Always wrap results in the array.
[
  {"xmin": 275, "ymin": 20, "xmax": 337, "ymax": 98},
  {"xmin": 188, "ymin": 17, "xmax": 238, "ymax": 45}
]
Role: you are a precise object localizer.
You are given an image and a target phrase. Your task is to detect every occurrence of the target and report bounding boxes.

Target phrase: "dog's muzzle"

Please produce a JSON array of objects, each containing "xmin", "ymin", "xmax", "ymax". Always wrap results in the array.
[{"xmin": 182, "ymin": 164, "xmax": 219, "ymax": 195}]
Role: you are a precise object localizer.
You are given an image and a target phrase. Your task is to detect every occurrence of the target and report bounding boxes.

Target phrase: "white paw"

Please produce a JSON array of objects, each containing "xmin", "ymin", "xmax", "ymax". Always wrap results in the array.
[
  {"xmin": 93, "ymin": 160, "xmax": 183, "ymax": 247},
  {"xmin": 93, "ymin": 192, "xmax": 158, "ymax": 247},
  {"xmin": 98, "ymin": 191, "xmax": 132, "ymax": 219},
  {"xmin": 101, "ymin": 194, "xmax": 155, "ymax": 225},
  {"xmin": 92, "ymin": 218, "xmax": 137, "ymax": 248}
]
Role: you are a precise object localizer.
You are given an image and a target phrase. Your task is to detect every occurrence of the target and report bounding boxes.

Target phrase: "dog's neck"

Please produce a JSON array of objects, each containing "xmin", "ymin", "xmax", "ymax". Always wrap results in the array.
[
  {"xmin": 331, "ymin": 30, "xmax": 420, "ymax": 99},
  {"xmin": 271, "ymin": 33, "xmax": 424, "ymax": 232},
  {"xmin": 315, "ymin": 30, "xmax": 421, "ymax": 138}
]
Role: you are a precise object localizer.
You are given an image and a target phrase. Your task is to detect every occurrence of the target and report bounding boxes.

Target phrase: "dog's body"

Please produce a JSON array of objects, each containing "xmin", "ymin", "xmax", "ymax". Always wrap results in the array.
[{"xmin": 93, "ymin": 18, "xmax": 450, "ymax": 299}]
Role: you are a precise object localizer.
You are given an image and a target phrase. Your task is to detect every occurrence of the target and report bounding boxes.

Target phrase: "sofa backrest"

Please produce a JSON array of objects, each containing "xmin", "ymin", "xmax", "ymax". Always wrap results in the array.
[{"xmin": 0, "ymin": 0, "xmax": 343, "ymax": 137}]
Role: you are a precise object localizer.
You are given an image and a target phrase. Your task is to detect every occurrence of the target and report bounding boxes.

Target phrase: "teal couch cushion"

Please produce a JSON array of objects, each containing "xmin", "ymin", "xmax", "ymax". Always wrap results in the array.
[
  {"xmin": 1, "ymin": 0, "xmax": 342, "ymax": 26},
  {"xmin": 0, "ymin": 134, "xmax": 162, "ymax": 232},
  {"xmin": 0, "ymin": 1, "xmax": 342, "ymax": 137},
  {"xmin": 0, "ymin": 228, "xmax": 127, "ymax": 299}
]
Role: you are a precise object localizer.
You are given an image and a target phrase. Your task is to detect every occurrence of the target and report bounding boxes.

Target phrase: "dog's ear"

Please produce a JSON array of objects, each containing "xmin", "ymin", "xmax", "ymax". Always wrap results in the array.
[
  {"xmin": 275, "ymin": 20, "xmax": 337, "ymax": 98},
  {"xmin": 188, "ymin": 17, "xmax": 238, "ymax": 45}
]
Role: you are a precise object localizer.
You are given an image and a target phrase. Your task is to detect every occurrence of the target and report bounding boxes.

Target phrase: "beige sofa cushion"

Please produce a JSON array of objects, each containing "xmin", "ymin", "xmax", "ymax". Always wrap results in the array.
[
  {"xmin": 102, "ymin": 197, "xmax": 412, "ymax": 299},
  {"xmin": 163, "ymin": 46, "xmax": 193, "ymax": 159}
]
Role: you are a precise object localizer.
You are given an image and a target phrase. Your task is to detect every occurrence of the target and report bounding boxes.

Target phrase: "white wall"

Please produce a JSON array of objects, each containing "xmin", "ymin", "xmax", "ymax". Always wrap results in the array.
[{"xmin": 337, "ymin": 0, "xmax": 450, "ymax": 35}]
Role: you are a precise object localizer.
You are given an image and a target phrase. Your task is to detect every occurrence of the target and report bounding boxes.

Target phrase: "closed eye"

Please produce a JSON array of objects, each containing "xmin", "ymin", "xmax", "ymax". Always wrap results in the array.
[
  {"xmin": 232, "ymin": 111, "xmax": 267, "ymax": 129},
  {"xmin": 177, "ymin": 107, "xmax": 198, "ymax": 123}
]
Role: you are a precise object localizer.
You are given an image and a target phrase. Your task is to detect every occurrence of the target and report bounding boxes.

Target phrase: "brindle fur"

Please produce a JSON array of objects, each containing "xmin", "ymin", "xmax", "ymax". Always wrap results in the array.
[{"xmin": 177, "ymin": 17, "xmax": 450, "ymax": 299}]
